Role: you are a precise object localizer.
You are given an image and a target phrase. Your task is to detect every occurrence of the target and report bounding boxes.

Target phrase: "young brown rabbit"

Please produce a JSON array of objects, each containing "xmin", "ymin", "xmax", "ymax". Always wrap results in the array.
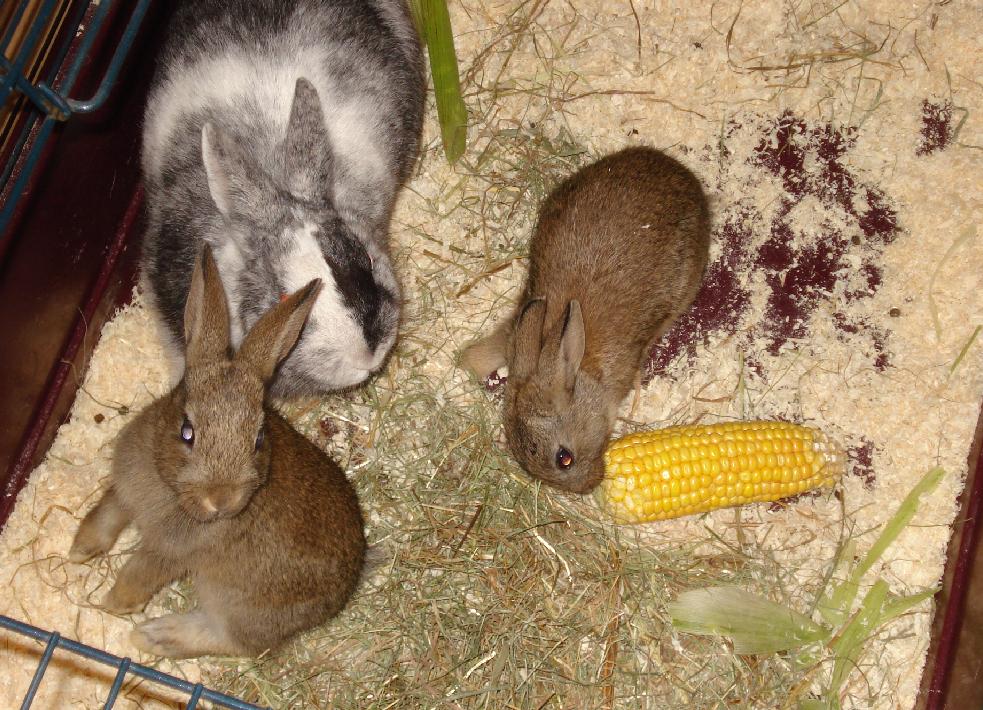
[
  {"xmin": 69, "ymin": 246, "xmax": 366, "ymax": 659},
  {"xmin": 461, "ymin": 147, "xmax": 710, "ymax": 494}
]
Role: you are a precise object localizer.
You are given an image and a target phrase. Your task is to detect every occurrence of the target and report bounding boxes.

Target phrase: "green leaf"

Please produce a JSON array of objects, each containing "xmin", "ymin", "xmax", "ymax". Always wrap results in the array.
[
  {"xmin": 877, "ymin": 588, "xmax": 937, "ymax": 627},
  {"xmin": 668, "ymin": 586, "xmax": 830, "ymax": 655},
  {"xmin": 410, "ymin": 0, "xmax": 468, "ymax": 163},
  {"xmin": 826, "ymin": 579, "xmax": 889, "ymax": 706},
  {"xmin": 819, "ymin": 467, "xmax": 944, "ymax": 624},
  {"xmin": 817, "ymin": 539, "xmax": 856, "ymax": 627}
]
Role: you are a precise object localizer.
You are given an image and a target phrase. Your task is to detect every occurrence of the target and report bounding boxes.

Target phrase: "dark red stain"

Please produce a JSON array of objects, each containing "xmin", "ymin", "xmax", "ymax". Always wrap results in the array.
[
  {"xmin": 647, "ymin": 211, "xmax": 755, "ymax": 372},
  {"xmin": 917, "ymin": 100, "xmax": 953, "ymax": 155},
  {"xmin": 319, "ymin": 417, "xmax": 339, "ymax": 439},
  {"xmin": 647, "ymin": 111, "xmax": 899, "ymax": 379},
  {"xmin": 849, "ymin": 438, "xmax": 877, "ymax": 489}
]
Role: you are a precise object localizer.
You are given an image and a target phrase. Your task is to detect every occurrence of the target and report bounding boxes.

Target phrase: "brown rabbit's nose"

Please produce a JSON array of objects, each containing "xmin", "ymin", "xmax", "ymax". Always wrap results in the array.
[{"xmin": 197, "ymin": 486, "xmax": 248, "ymax": 520}]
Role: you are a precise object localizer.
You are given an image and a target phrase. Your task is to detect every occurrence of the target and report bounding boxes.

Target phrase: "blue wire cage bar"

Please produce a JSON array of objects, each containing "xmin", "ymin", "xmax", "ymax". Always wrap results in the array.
[
  {"xmin": 0, "ymin": 614, "xmax": 271, "ymax": 710},
  {"xmin": 0, "ymin": 0, "xmax": 152, "ymax": 237}
]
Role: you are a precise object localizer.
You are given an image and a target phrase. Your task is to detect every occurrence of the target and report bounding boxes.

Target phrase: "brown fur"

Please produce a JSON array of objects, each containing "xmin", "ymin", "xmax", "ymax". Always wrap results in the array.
[
  {"xmin": 70, "ymin": 247, "xmax": 366, "ymax": 658},
  {"xmin": 462, "ymin": 147, "xmax": 710, "ymax": 493}
]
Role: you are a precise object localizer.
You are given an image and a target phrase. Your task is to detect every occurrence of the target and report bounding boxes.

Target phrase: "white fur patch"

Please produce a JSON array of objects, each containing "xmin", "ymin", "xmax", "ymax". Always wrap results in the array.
[{"xmin": 280, "ymin": 222, "xmax": 387, "ymax": 387}]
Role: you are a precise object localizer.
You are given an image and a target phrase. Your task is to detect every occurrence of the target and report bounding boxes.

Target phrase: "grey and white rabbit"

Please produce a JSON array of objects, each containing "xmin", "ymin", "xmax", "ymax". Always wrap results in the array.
[
  {"xmin": 141, "ymin": 0, "xmax": 424, "ymax": 397},
  {"xmin": 461, "ymin": 148, "xmax": 711, "ymax": 494},
  {"xmin": 69, "ymin": 247, "xmax": 366, "ymax": 658}
]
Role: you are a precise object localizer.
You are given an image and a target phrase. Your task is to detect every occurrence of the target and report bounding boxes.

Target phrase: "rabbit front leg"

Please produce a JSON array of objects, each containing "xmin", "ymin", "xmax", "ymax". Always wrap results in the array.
[
  {"xmin": 103, "ymin": 549, "xmax": 183, "ymax": 615},
  {"xmin": 69, "ymin": 487, "xmax": 130, "ymax": 563}
]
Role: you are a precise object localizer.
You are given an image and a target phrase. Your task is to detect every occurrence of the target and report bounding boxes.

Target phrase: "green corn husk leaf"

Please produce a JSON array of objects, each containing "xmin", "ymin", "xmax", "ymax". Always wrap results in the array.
[
  {"xmin": 826, "ymin": 578, "xmax": 890, "ymax": 709},
  {"xmin": 798, "ymin": 700, "xmax": 827, "ymax": 710},
  {"xmin": 668, "ymin": 586, "xmax": 830, "ymax": 655},
  {"xmin": 821, "ymin": 583, "xmax": 935, "ymax": 709},
  {"xmin": 819, "ymin": 467, "xmax": 945, "ymax": 626},
  {"xmin": 409, "ymin": 0, "xmax": 467, "ymax": 163},
  {"xmin": 878, "ymin": 587, "xmax": 937, "ymax": 626},
  {"xmin": 817, "ymin": 539, "xmax": 858, "ymax": 627}
]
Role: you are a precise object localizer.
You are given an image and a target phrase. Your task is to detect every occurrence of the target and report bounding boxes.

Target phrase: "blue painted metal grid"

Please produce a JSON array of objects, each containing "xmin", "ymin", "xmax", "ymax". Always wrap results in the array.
[
  {"xmin": 0, "ymin": 0, "xmax": 153, "ymax": 237},
  {"xmin": 0, "ymin": 614, "xmax": 271, "ymax": 709}
]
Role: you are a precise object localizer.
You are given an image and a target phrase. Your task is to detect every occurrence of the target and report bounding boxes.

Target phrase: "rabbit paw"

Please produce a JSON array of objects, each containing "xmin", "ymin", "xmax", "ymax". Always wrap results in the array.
[
  {"xmin": 101, "ymin": 585, "xmax": 150, "ymax": 616},
  {"xmin": 131, "ymin": 612, "xmax": 237, "ymax": 659},
  {"xmin": 69, "ymin": 489, "xmax": 128, "ymax": 562},
  {"xmin": 69, "ymin": 515, "xmax": 121, "ymax": 562},
  {"xmin": 67, "ymin": 533, "xmax": 110, "ymax": 564}
]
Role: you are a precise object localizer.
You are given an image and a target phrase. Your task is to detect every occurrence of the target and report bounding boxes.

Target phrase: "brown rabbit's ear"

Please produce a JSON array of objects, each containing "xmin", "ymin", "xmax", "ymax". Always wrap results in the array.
[
  {"xmin": 236, "ymin": 279, "xmax": 322, "ymax": 382},
  {"xmin": 558, "ymin": 300, "xmax": 585, "ymax": 389},
  {"xmin": 540, "ymin": 300, "xmax": 585, "ymax": 393},
  {"xmin": 511, "ymin": 298, "xmax": 546, "ymax": 381},
  {"xmin": 185, "ymin": 245, "xmax": 231, "ymax": 364}
]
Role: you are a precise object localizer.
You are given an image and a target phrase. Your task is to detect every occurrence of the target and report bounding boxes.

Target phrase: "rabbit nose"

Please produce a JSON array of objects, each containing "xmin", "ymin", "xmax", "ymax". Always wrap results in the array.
[{"xmin": 198, "ymin": 487, "xmax": 247, "ymax": 519}]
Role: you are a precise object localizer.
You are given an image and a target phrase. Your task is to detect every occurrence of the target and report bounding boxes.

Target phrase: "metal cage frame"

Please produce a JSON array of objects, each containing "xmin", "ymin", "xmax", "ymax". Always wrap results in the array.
[
  {"xmin": 1, "ymin": 614, "xmax": 271, "ymax": 710},
  {"xmin": 0, "ymin": 0, "xmax": 152, "ymax": 235}
]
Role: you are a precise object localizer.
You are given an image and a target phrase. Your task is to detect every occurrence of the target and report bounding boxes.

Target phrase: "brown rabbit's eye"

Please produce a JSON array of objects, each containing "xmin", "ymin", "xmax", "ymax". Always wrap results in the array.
[
  {"xmin": 556, "ymin": 446, "xmax": 574, "ymax": 470},
  {"xmin": 180, "ymin": 418, "xmax": 195, "ymax": 446},
  {"xmin": 255, "ymin": 425, "xmax": 265, "ymax": 451}
]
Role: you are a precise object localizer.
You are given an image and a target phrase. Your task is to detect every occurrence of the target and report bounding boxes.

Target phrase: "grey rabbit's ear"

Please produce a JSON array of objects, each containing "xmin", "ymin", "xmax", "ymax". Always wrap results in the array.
[
  {"xmin": 201, "ymin": 122, "xmax": 274, "ymax": 220},
  {"xmin": 539, "ymin": 299, "xmax": 584, "ymax": 394},
  {"xmin": 283, "ymin": 78, "xmax": 332, "ymax": 202},
  {"xmin": 184, "ymin": 245, "xmax": 231, "ymax": 364},
  {"xmin": 236, "ymin": 279, "xmax": 323, "ymax": 382},
  {"xmin": 511, "ymin": 298, "xmax": 546, "ymax": 381}
]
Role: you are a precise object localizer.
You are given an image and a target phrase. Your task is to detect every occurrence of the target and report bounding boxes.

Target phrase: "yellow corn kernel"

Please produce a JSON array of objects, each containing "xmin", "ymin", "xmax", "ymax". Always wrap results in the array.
[{"xmin": 597, "ymin": 421, "xmax": 845, "ymax": 524}]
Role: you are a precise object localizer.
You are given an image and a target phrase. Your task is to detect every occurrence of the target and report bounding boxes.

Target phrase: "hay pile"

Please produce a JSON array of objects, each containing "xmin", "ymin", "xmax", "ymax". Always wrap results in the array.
[{"xmin": 2, "ymin": 0, "xmax": 982, "ymax": 708}]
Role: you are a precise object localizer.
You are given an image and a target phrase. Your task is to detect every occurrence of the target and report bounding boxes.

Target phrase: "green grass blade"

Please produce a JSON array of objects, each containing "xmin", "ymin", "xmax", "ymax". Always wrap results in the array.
[
  {"xmin": 411, "ymin": 0, "xmax": 468, "ymax": 163},
  {"xmin": 949, "ymin": 324, "xmax": 981, "ymax": 375}
]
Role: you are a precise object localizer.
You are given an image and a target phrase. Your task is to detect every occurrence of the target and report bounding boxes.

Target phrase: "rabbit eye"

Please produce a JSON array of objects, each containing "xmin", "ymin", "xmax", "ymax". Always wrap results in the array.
[
  {"xmin": 555, "ymin": 446, "xmax": 574, "ymax": 470},
  {"xmin": 180, "ymin": 417, "xmax": 195, "ymax": 446},
  {"xmin": 255, "ymin": 425, "xmax": 265, "ymax": 451}
]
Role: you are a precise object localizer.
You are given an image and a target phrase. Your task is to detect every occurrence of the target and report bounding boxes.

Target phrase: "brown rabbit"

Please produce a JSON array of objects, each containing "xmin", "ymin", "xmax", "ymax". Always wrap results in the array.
[
  {"xmin": 69, "ymin": 246, "xmax": 366, "ymax": 658},
  {"xmin": 461, "ymin": 147, "xmax": 710, "ymax": 494}
]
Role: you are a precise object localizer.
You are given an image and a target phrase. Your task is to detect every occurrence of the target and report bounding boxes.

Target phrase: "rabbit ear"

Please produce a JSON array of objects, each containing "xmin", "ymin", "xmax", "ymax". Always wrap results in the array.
[
  {"xmin": 283, "ymin": 78, "xmax": 332, "ymax": 202},
  {"xmin": 201, "ymin": 122, "xmax": 274, "ymax": 220},
  {"xmin": 236, "ymin": 279, "xmax": 322, "ymax": 382},
  {"xmin": 184, "ymin": 245, "xmax": 231, "ymax": 364},
  {"xmin": 558, "ymin": 300, "xmax": 585, "ymax": 388},
  {"xmin": 511, "ymin": 298, "xmax": 546, "ymax": 381},
  {"xmin": 539, "ymin": 300, "xmax": 584, "ymax": 393}
]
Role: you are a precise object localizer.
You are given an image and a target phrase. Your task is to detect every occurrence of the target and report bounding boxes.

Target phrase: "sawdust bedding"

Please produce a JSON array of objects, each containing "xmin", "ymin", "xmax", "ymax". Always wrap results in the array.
[{"xmin": 2, "ymin": 1, "xmax": 982, "ymax": 708}]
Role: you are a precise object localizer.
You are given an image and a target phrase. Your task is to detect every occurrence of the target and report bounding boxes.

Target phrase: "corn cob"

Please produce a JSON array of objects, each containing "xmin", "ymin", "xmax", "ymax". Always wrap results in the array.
[{"xmin": 598, "ymin": 421, "xmax": 845, "ymax": 524}]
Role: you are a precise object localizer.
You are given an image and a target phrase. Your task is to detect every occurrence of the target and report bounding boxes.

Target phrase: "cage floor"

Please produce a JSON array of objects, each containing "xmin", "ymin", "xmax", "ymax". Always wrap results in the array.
[{"xmin": 2, "ymin": 0, "xmax": 982, "ymax": 708}]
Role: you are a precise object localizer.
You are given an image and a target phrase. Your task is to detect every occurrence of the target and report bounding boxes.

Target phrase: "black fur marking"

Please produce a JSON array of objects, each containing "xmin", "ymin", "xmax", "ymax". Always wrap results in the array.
[{"xmin": 315, "ymin": 219, "xmax": 391, "ymax": 350}]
